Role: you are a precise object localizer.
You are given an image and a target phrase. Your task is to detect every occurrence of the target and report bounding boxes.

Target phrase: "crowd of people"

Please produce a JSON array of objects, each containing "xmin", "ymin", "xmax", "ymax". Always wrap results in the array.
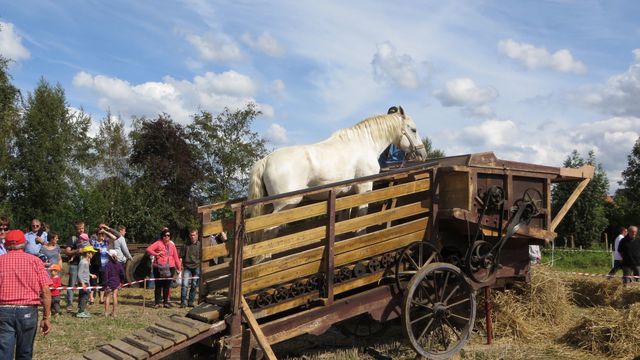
[{"xmin": 0, "ymin": 215, "xmax": 204, "ymax": 359}]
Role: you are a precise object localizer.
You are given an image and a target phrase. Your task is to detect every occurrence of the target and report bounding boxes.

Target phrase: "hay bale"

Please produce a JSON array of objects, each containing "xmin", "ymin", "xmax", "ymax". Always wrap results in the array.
[
  {"xmin": 561, "ymin": 304, "xmax": 640, "ymax": 358},
  {"xmin": 566, "ymin": 277, "xmax": 618, "ymax": 307},
  {"xmin": 483, "ymin": 265, "xmax": 572, "ymax": 340},
  {"xmin": 612, "ymin": 283, "xmax": 640, "ymax": 308}
]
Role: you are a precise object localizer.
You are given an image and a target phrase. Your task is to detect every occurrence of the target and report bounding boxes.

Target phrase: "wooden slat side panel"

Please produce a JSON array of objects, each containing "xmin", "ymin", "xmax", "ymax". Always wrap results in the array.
[
  {"xmin": 241, "ymin": 217, "xmax": 427, "ymax": 282},
  {"xmin": 243, "ymin": 200, "xmax": 430, "ymax": 260},
  {"xmin": 243, "ymin": 179, "xmax": 430, "ymax": 233},
  {"xmin": 242, "ymin": 229, "xmax": 425, "ymax": 293},
  {"xmin": 200, "ymin": 202, "xmax": 429, "ymax": 285}
]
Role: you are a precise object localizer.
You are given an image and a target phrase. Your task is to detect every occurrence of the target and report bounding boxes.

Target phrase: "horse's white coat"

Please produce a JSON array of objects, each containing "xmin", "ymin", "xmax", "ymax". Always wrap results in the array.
[{"xmin": 248, "ymin": 108, "xmax": 427, "ymax": 221}]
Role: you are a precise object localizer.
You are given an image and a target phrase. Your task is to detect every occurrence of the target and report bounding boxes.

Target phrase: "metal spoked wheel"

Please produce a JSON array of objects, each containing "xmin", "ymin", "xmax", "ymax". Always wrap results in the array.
[
  {"xmin": 395, "ymin": 241, "xmax": 441, "ymax": 293},
  {"xmin": 402, "ymin": 262, "xmax": 476, "ymax": 360}
]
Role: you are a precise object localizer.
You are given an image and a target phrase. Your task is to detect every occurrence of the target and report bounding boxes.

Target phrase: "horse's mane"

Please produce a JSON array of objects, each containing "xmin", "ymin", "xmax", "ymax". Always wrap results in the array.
[{"xmin": 326, "ymin": 113, "xmax": 403, "ymax": 143}]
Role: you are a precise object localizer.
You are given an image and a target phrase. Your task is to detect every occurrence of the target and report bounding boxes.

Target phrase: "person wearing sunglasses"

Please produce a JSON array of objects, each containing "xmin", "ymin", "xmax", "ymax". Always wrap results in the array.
[
  {"xmin": 25, "ymin": 219, "xmax": 48, "ymax": 256},
  {"xmin": 146, "ymin": 229, "xmax": 182, "ymax": 308},
  {"xmin": 0, "ymin": 215, "xmax": 9, "ymax": 256}
]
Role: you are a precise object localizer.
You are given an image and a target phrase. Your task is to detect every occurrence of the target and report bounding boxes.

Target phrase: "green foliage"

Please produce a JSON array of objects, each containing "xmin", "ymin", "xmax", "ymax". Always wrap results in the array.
[
  {"xmin": 551, "ymin": 150, "xmax": 609, "ymax": 248},
  {"xmin": 129, "ymin": 114, "xmax": 202, "ymax": 240},
  {"xmin": 421, "ymin": 136, "xmax": 445, "ymax": 159},
  {"xmin": 9, "ymin": 79, "xmax": 92, "ymax": 234},
  {"xmin": 608, "ymin": 137, "xmax": 640, "ymax": 232},
  {"xmin": 188, "ymin": 104, "xmax": 268, "ymax": 202},
  {"xmin": 0, "ymin": 56, "xmax": 21, "ymax": 212}
]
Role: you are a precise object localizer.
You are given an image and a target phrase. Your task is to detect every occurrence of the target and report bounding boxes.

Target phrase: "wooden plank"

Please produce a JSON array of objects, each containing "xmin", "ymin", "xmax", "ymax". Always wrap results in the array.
[
  {"xmin": 242, "ymin": 229, "xmax": 424, "ymax": 293},
  {"xmin": 146, "ymin": 325, "xmax": 187, "ymax": 344},
  {"xmin": 169, "ymin": 314, "xmax": 213, "ymax": 333},
  {"xmin": 131, "ymin": 330, "xmax": 174, "ymax": 350},
  {"xmin": 241, "ymin": 297, "xmax": 278, "ymax": 360},
  {"xmin": 155, "ymin": 319, "xmax": 200, "ymax": 338},
  {"xmin": 108, "ymin": 339, "xmax": 149, "ymax": 360},
  {"xmin": 203, "ymin": 218, "xmax": 427, "ymax": 292},
  {"xmin": 122, "ymin": 336, "xmax": 162, "ymax": 356},
  {"xmin": 84, "ymin": 350, "xmax": 116, "ymax": 360},
  {"xmin": 244, "ymin": 179, "xmax": 429, "ymax": 232},
  {"xmin": 324, "ymin": 190, "xmax": 336, "ymax": 303},
  {"xmin": 202, "ymin": 218, "xmax": 235, "ymax": 238},
  {"xmin": 99, "ymin": 345, "xmax": 136, "ymax": 360},
  {"xmin": 550, "ymin": 177, "xmax": 590, "ymax": 232}
]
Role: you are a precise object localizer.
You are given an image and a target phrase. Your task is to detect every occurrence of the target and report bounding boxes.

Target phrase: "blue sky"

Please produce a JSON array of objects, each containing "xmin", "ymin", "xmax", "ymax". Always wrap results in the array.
[{"xmin": 1, "ymin": 1, "xmax": 639, "ymax": 191}]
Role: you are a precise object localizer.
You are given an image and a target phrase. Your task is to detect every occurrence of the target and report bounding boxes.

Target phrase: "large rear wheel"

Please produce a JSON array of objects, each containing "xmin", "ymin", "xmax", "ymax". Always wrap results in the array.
[{"xmin": 402, "ymin": 262, "xmax": 476, "ymax": 360}]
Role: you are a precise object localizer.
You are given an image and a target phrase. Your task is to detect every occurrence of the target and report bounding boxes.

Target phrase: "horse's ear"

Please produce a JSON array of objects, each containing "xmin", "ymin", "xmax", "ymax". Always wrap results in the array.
[
  {"xmin": 398, "ymin": 106, "xmax": 405, "ymax": 116},
  {"xmin": 387, "ymin": 106, "xmax": 398, "ymax": 115}
]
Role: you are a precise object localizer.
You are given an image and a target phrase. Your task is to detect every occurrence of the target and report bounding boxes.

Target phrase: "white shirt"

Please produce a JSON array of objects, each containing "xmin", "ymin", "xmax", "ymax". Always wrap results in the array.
[
  {"xmin": 529, "ymin": 245, "xmax": 541, "ymax": 262},
  {"xmin": 613, "ymin": 234, "xmax": 625, "ymax": 261}
]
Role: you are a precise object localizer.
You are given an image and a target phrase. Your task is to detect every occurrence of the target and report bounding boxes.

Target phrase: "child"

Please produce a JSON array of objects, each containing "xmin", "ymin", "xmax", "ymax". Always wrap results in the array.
[
  {"xmin": 103, "ymin": 249, "xmax": 125, "ymax": 316},
  {"xmin": 49, "ymin": 263, "xmax": 63, "ymax": 316},
  {"xmin": 77, "ymin": 245, "xmax": 97, "ymax": 318}
]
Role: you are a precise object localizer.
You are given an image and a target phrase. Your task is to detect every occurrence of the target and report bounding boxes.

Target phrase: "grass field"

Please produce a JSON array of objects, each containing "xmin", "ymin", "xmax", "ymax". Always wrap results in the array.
[
  {"xmin": 543, "ymin": 248, "xmax": 613, "ymax": 274},
  {"xmin": 33, "ymin": 258, "xmax": 624, "ymax": 360}
]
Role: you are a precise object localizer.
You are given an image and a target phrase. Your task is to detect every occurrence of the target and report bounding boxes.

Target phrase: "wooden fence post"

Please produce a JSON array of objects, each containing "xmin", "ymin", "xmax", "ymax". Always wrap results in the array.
[{"xmin": 323, "ymin": 189, "xmax": 336, "ymax": 305}]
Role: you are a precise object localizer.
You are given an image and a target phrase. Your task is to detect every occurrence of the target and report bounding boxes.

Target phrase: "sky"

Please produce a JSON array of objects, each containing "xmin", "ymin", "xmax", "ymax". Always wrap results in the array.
[{"xmin": 1, "ymin": 0, "xmax": 639, "ymax": 192}]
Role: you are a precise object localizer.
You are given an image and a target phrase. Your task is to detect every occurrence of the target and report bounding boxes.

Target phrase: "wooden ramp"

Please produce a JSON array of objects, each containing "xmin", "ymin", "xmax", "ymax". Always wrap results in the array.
[{"xmin": 82, "ymin": 314, "xmax": 225, "ymax": 360}]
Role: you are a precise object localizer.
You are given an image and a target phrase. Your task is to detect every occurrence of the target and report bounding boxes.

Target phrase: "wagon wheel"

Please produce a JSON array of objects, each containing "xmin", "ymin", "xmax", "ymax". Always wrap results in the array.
[
  {"xmin": 336, "ymin": 313, "xmax": 387, "ymax": 338},
  {"xmin": 402, "ymin": 262, "xmax": 476, "ymax": 360},
  {"xmin": 395, "ymin": 241, "xmax": 440, "ymax": 293},
  {"xmin": 467, "ymin": 240, "xmax": 497, "ymax": 284}
]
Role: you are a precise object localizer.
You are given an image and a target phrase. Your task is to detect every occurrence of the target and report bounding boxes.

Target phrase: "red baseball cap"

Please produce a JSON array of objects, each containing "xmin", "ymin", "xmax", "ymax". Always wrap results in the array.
[{"xmin": 5, "ymin": 230, "xmax": 26, "ymax": 246}]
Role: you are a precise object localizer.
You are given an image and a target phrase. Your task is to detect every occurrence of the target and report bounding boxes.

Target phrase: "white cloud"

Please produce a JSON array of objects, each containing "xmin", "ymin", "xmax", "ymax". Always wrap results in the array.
[
  {"xmin": 498, "ymin": 39, "xmax": 586, "ymax": 74},
  {"xmin": 0, "ymin": 21, "xmax": 30, "ymax": 61},
  {"xmin": 371, "ymin": 42, "xmax": 420, "ymax": 89},
  {"xmin": 241, "ymin": 32, "xmax": 285, "ymax": 57},
  {"xmin": 186, "ymin": 33, "xmax": 243, "ymax": 62},
  {"xmin": 73, "ymin": 70, "xmax": 269, "ymax": 123},
  {"xmin": 433, "ymin": 78, "xmax": 498, "ymax": 118},
  {"xmin": 441, "ymin": 116, "xmax": 640, "ymax": 190},
  {"xmin": 265, "ymin": 123, "xmax": 288, "ymax": 144},
  {"xmin": 575, "ymin": 50, "xmax": 640, "ymax": 116}
]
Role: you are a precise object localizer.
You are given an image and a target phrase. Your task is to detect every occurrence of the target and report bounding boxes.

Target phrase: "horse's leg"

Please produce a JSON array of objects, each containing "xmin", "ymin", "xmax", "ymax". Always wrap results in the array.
[{"xmin": 252, "ymin": 198, "xmax": 301, "ymax": 264}]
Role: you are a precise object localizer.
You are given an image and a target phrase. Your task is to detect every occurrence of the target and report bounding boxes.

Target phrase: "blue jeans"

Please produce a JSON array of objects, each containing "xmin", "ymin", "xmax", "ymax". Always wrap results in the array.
[
  {"xmin": 180, "ymin": 267, "xmax": 200, "ymax": 305},
  {"xmin": 0, "ymin": 306, "xmax": 39, "ymax": 360},
  {"xmin": 66, "ymin": 264, "xmax": 78, "ymax": 307}
]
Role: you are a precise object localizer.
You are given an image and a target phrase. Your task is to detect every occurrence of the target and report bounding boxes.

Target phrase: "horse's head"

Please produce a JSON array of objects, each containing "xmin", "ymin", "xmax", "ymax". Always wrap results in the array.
[{"xmin": 389, "ymin": 106, "xmax": 427, "ymax": 161}]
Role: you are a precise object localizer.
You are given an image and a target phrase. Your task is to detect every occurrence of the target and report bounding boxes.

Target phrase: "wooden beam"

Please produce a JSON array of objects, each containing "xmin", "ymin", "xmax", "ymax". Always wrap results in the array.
[
  {"xmin": 549, "ymin": 177, "xmax": 590, "ymax": 232},
  {"xmin": 241, "ymin": 297, "xmax": 278, "ymax": 360},
  {"xmin": 324, "ymin": 189, "xmax": 336, "ymax": 304}
]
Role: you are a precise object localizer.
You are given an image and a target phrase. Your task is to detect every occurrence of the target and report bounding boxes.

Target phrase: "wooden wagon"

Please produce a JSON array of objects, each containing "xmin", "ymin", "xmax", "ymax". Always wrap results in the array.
[{"xmin": 81, "ymin": 152, "xmax": 593, "ymax": 360}]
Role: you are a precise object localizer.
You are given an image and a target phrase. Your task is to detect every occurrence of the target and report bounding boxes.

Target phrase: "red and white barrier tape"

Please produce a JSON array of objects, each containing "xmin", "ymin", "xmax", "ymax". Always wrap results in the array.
[
  {"xmin": 50, "ymin": 276, "xmax": 200, "ymax": 291},
  {"xmin": 559, "ymin": 271, "xmax": 640, "ymax": 279}
]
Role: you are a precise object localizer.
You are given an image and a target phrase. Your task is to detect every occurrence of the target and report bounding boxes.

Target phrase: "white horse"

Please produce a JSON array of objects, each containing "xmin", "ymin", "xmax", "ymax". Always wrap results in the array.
[{"xmin": 247, "ymin": 106, "xmax": 427, "ymax": 254}]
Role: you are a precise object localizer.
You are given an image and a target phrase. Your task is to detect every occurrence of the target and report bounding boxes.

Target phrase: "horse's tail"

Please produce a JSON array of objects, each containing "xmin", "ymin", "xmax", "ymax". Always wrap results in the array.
[{"xmin": 247, "ymin": 156, "xmax": 269, "ymax": 219}]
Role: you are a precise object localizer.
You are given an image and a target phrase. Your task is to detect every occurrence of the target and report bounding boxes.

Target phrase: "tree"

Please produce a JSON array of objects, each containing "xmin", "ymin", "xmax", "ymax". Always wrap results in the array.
[
  {"xmin": 608, "ymin": 137, "xmax": 640, "ymax": 232},
  {"xmin": 0, "ymin": 55, "xmax": 21, "ymax": 214},
  {"xmin": 10, "ymin": 79, "xmax": 93, "ymax": 234},
  {"xmin": 188, "ymin": 104, "xmax": 268, "ymax": 203},
  {"xmin": 421, "ymin": 136, "xmax": 445, "ymax": 159},
  {"xmin": 128, "ymin": 114, "xmax": 202, "ymax": 240},
  {"xmin": 551, "ymin": 150, "xmax": 609, "ymax": 248}
]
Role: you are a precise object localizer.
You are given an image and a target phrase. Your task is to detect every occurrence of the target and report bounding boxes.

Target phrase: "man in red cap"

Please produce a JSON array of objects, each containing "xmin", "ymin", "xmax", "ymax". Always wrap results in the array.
[{"xmin": 0, "ymin": 230, "xmax": 52, "ymax": 359}]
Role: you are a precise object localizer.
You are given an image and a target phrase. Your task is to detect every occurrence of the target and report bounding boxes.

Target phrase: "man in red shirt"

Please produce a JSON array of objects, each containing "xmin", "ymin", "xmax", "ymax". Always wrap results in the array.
[{"xmin": 0, "ymin": 230, "xmax": 52, "ymax": 359}]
